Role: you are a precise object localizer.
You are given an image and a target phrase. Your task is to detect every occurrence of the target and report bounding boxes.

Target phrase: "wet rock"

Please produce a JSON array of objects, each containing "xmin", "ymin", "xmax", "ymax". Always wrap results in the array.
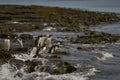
[
  {"xmin": 25, "ymin": 60, "xmax": 43, "ymax": 73},
  {"xmin": 77, "ymin": 47, "xmax": 95, "ymax": 51},
  {"xmin": 24, "ymin": 59, "xmax": 76, "ymax": 74},
  {"xmin": 0, "ymin": 33, "xmax": 18, "ymax": 39},
  {"xmin": 71, "ymin": 31, "xmax": 120, "ymax": 44},
  {"xmin": 38, "ymin": 60, "xmax": 77, "ymax": 74},
  {"xmin": 15, "ymin": 72, "xmax": 23, "ymax": 78},
  {"xmin": 53, "ymin": 51, "xmax": 70, "ymax": 55},
  {"xmin": 49, "ymin": 61, "xmax": 76, "ymax": 74},
  {"xmin": 0, "ymin": 50, "xmax": 13, "ymax": 64},
  {"xmin": 9, "ymin": 59, "xmax": 25, "ymax": 69},
  {"xmin": 20, "ymin": 34, "xmax": 33, "ymax": 41},
  {"xmin": 13, "ymin": 47, "xmax": 29, "ymax": 53}
]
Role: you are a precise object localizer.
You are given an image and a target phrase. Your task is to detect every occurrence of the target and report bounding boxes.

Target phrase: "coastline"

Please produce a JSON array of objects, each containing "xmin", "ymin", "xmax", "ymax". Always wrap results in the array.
[{"xmin": 0, "ymin": 4, "xmax": 120, "ymax": 80}]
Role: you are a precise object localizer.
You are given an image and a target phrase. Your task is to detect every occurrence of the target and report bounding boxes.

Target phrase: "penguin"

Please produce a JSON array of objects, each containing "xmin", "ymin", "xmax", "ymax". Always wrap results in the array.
[
  {"xmin": 48, "ymin": 41, "xmax": 62, "ymax": 54},
  {"xmin": 39, "ymin": 46, "xmax": 47, "ymax": 54},
  {"xmin": 45, "ymin": 35, "xmax": 52, "ymax": 50},
  {"xmin": 3, "ymin": 36, "xmax": 11, "ymax": 51},
  {"xmin": 16, "ymin": 38, "xmax": 24, "ymax": 48},
  {"xmin": 35, "ymin": 35, "xmax": 46, "ymax": 48},
  {"xmin": 33, "ymin": 45, "xmax": 47, "ymax": 58},
  {"xmin": 39, "ymin": 35, "xmax": 46, "ymax": 48},
  {"xmin": 35, "ymin": 35, "xmax": 42, "ymax": 47},
  {"xmin": 28, "ymin": 47, "xmax": 38, "ymax": 57}
]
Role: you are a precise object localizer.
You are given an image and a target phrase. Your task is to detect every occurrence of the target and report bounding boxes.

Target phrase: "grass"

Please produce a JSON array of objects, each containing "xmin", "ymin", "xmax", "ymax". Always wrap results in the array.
[{"xmin": 0, "ymin": 5, "xmax": 119, "ymax": 33}]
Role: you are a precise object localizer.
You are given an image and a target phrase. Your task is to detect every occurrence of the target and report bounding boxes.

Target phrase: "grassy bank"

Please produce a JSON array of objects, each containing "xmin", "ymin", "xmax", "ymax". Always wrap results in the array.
[{"xmin": 0, "ymin": 5, "xmax": 120, "ymax": 33}]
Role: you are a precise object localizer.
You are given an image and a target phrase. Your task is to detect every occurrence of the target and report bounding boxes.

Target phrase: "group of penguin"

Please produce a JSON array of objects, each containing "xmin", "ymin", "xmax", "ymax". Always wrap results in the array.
[
  {"xmin": 3, "ymin": 36, "xmax": 23, "ymax": 51},
  {"xmin": 3, "ymin": 35, "xmax": 62, "ymax": 58},
  {"xmin": 28, "ymin": 35, "xmax": 62, "ymax": 58}
]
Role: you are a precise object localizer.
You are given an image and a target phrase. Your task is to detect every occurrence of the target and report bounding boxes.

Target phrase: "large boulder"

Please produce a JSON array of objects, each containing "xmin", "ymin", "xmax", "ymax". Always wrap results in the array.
[{"xmin": 25, "ymin": 59, "xmax": 77, "ymax": 74}]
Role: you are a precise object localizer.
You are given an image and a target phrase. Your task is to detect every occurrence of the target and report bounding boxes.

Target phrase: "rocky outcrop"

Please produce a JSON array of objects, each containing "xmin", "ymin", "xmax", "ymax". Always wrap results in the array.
[{"xmin": 8, "ymin": 58, "xmax": 76, "ymax": 75}]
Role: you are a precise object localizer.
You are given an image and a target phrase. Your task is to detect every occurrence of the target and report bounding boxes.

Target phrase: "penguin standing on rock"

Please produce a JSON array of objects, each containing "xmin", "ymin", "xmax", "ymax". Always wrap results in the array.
[
  {"xmin": 3, "ymin": 36, "xmax": 11, "ymax": 51},
  {"xmin": 35, "ymin": 35, "xmax": 46, "ymax": 48},
  {"xmin": 28, "ymin": 47, "xmax": 38, "ymax": 57},
  {"xmin": 48, "ymin": 41, "xmax": 62, "ymax": 54},
  {"xmin": 14, "ymin": 37, "xmax": 24, "ymax": 48},
  {"xmin": 29, "ymin": 35, "xmax": 46, "ymax": 58},
  {"xmin": 45, "ymin": 35, "xmax": 52, "ymax": 50},
  {"xmin": 35, "ymin": 35, "xmax": 42, "ymax": 47},
  {"xmin": 17, "ymin": 38, "xmax": 24, "ymax": 48}
]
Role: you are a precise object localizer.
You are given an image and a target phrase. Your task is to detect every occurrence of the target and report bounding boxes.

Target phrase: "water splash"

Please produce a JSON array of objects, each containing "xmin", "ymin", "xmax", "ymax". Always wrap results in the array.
[
  {"xmin": 93, "ymin": 51, "xmax": 114, "ymax": 61},
  {"xmin": 22, "ymin": 67, "xmax": 99, "ymax": 80},
  {"xmin": 0, "ymin": 63, "xmax": 99, "ymax": 80}
]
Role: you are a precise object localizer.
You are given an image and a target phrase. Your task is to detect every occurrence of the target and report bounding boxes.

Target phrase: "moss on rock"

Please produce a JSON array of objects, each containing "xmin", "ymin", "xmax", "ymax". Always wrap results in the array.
[{"xmin": 72, "ymin": 31, "xmax": 120, "ymax": 44}]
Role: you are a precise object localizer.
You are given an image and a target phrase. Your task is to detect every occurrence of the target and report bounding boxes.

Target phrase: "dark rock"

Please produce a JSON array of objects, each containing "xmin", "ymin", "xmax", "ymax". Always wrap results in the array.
[
  {"xmin": 72, "ymin": 31, "xmax": 120, "ymax": 44},
  {"xmin": 23, "ymin": 59, "xmax": 76, "ymax": 74},
  {"xmin": 20, "ymin": 34, "xmax": 33, "ymax": 41},
  {"xmin": 42, "ymin": 60, "xmax": 77, "ymax": 74},
  {"xmin": 15, "ymin": 72, "xmax": 23, "ymax": 78},
  {"xmin": 77, "ymin": 47, "xmax": 95, "ymax": 51},
  {"xmin": 25, "ymin": 60, "xmax": 43, "ymax": 73},
  {"xmin": 13, "ymin": 47, "xmax": 28, "ymax": 52},
  {"xmin": 53, "ymin": 51, "xmax": 70, "ymax": 55},
  {"xmin": 9, "ymin": 59, "xmax": 25, "ymax": 69}
]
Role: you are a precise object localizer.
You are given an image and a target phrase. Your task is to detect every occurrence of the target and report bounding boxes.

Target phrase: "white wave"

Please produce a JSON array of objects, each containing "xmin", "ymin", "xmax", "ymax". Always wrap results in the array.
[
  {"xmin": 22, "ymin": 67, "xmax": 98, "ymax": 80},
  {"xmin": 0, "ymin": 51, "xmax": 99, "ymax": 80},
  {"xmin": 0, "ymin": 63, "xmax": 25, "ymax": 80},
  {"xmin": 13, "ymin": 54, "xmax": 34, "ymax": 61},
  {"xmin": 0, "ymin": 64, "xmax": 15, "ymax": 80},
  {"xmin": 93, "ymin": 51, "xmax": 114, "ymax": 61},
  {"xmin": 42, "ymin": 27, "xmax": 56, "ymax": 31},
  {"xmin": 13, "ymin": 54, "xmax": 48, "ymax": 65},
  {"xmin": 0, "ymin": 63, "xmax": 98, "ymax": 80}
]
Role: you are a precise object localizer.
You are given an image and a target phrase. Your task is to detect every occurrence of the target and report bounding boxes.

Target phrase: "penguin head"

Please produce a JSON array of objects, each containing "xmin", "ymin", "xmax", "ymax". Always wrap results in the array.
[
  {"xmin": 7, "ymin": 36, "xmax": 11, "ymax": 39},
  {"xmin": 55, "ymin": 41, "xmax": 63, "ymax": 47},
  {"xmin": 46, "ymin": 34, "xmax": 52, "ymax": 37}
]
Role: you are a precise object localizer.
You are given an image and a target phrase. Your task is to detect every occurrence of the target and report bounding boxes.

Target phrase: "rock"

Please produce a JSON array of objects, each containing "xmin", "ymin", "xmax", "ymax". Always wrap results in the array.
[
  {"xmin": 39, "ymin": 60, "xmax": 77, "ymax": 74},
  {"xmin": 77, "ymin": 47, "xmax": 95, "ymax": 51},
  {"xmin": 25, "ymin": 60, "xmax": 43, "ymax": 73},
  {"xmin": 53, "ymin": 51, "xmax": 70, "ymax": 55},
  {"xmin": 0, "ymin": 50, "xmax": 13, "ymax": 64},
  {"xmin": 20, "ymin": 34, "xmax": 33, "ymax": 41},
  {"xmin": 23, "ymin": 59, "xmax": 76, "ymax": 74},
  {"xmin": 9, "ymin": 59, "xmax": 25, "ymax": 69}
]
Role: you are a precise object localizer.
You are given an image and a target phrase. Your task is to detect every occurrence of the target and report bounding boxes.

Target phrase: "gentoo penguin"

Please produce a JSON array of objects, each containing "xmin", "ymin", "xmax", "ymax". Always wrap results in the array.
[
  {"xmin": 48, "ymin": 41, "xmax": 62, "ymax": 54},
  {"xmin": 35, "ymin": 35, "xmax": 42, "ymax": 47},
  {"xmin": 33, "ymin": 45, "xmax": 47, "ymax": 58},
  {"xmin": 45, "ymin": 35, "xmax": 52, "ymax": 50},
  {"xmin": 28, "ymin": 47, "xmax": 38, "ymax": 57},
  {"xmin": 3, "ymin": 36, "xmax": 11, "ymax": 51},
  {"xmin": 16, "ymin": 38, "xmax": 24, "ymax": 48},
  {"xmin": 35, "ymin": 35, "xmax": 46, "ymax": 48}
]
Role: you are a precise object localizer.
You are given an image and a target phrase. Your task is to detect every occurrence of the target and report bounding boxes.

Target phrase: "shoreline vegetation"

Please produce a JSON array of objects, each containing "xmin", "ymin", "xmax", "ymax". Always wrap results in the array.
[
  {"xmin": 0, "ymin": 5, "xmax": 120, "ymax": 34},
  {"xmin": 0, "ymin": 5, "xmax": 120, "ymax": 73}
]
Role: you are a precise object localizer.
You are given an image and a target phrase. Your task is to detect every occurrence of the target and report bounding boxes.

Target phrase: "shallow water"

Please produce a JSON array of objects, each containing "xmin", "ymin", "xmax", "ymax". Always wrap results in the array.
[
  {"xmin": 11, "ymin": 30, "xmax": 119, "ymax": 80},
  {"xmin": 90, "ymin": 22, "xmax": 120, "ymax": 35}
]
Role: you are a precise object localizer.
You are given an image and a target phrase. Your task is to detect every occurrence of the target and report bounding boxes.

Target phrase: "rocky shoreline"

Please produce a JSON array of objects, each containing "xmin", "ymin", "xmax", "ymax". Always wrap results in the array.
[{"xmin": 0, "ymin": 5, "xmax": 120, "ymax": 75}]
